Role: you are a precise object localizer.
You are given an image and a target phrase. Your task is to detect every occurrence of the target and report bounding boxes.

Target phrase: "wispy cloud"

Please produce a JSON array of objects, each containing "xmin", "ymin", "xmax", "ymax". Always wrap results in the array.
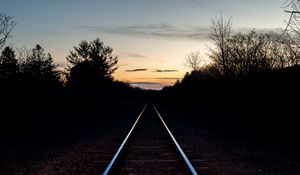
[
  {"xmin": 234, "ymin": 28, "xmax": 283, "ymax": 35},
  {"xmin": 154, "ymin": 69, "xmax": 179, "ymax": 73},
  {"xmin": 190, "ymin": 0, "xmax": 218, "ymax": 12},
  {"xmin": 118, "ymin": 63, "xmax": 130, "ymax": 67},
  {"xmin": 126, "ymin": 69, "xmax": 148, "ymax": 72},
  {"xmin": 75, "ymin": 23, "xmax": 210, "ymax": 41},
  {"xmin": 127, "ymin": 53, "xmax": 148, "ymax": 58},
  {"xmin": 129, "ymin": 82, "xmax": 167, "ymax": 90},
  {"xmin": 135, "ymin": 77, "xmax": 180, "ymax": 80},
  {"xmin": 75, "ymin": 23, "xmax": 283, "ymax": 41}
]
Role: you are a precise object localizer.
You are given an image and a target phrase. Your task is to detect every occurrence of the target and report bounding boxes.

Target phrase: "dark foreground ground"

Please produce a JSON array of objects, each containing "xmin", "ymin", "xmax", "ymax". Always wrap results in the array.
[
  {"xmin": 0, "ymin": 93, "xmax": 146, "ymax": 174},
  {"xmin": 0, "ymin": 95, "xmax": 300, "ymax": 175},
  {"xmin": 156, "ymin": 102, "xmax": 300, "ymax": 175}
]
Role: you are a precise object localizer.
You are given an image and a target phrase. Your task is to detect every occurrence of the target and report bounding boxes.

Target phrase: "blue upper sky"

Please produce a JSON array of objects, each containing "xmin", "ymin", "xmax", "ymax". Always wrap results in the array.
[{"xmin": 0, "ymin": 0, "xmax": 289, "ymax": 89}]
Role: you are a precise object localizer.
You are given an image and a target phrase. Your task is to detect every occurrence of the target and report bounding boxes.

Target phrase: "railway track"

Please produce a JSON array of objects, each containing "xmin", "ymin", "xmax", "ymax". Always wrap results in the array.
[{"xmin": 102, "ymin": 103, "xmax": 199, "ymax": 175}]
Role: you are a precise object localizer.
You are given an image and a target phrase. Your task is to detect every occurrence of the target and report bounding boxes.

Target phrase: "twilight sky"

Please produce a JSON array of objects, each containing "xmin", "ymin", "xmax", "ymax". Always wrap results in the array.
[{"xmin": 1, "ymin": 0, "xmax": 289, "ymax": 89}]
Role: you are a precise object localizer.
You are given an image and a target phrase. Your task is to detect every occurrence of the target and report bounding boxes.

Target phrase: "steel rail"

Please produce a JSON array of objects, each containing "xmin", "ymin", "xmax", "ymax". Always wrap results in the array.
[
  {"xmin": 102, "ymin": 103, "xmax": 148, "ymax": 175},
  {"xmin": 153, "ymin": 104, "xmax": 199, "ymax": 175}
]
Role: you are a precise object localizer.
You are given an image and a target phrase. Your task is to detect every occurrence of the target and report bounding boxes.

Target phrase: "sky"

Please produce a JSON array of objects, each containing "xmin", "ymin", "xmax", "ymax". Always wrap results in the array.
[{"xmin": 1, "ymin": 0, "xmax": 290, "ymax": 90}]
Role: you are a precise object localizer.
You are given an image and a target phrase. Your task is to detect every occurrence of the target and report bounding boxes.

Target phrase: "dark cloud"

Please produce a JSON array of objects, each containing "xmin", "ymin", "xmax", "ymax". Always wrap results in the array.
[
  {"xmin": 125, "ymin": 69, "xmax": 179, "ymax": 73},
  {"xmin": 135, "ymin": 77, "xmax": 180, "ymax": 80},
  {"xmin": 130, "ymin": 82, "xmax": 162, "ymax": 85},
  {"xmin": 154, "ymin": 69, "xmax": 179, "ymax": 73},
  {"xmin": 126, "ymin": 69, "xmax": 148, "ymax": 72},
  {"xmin": 155, "ymin": 77, "xmax": 180, "ymax": 80}
]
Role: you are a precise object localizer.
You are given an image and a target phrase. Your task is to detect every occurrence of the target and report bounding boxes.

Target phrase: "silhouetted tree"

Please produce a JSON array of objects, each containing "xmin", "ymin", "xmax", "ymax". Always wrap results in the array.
[
  {"xmin": 268, "ymin": 34, "xmax": 300, "ymax": 68},
  {"xmin": 227, "ymin": 31, "xmax": 273, "ymax": 76},
  {"xmin": 0, "ymin": 46, "xmax": 19, "ymax": 80},
  {"xmin": 66, "ymin": 38, "xmax": 118, "ymax": 89},
  {"xmin": 21, "ymin": 44, "xmax": 59, "ymax": 84},
  {"xmin": 0, "ymin": 13, "xmax": 16, "ymax": 50},
  {"xmin": 209, "ymin": 16, "xmax": 299, "ymax": 78},
  {"xmin": 209, "ymin": 16, "xmax": 232, "ymax": 77},
  {"xmin": 185, "ymin": 51, "xmax": 203, "ymax": 71}
]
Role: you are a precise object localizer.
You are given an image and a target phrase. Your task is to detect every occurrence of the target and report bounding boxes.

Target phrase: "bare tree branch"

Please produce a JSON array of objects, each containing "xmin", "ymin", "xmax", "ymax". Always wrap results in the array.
[
  {"xmin": 185, "ymin": 51, "xmax": 203, "ymax": 71},
  {"xmin": 282, "ymin": 0, "xmax": 300, "ymax": 56},
  {"xmin": 209, "ymin": 16, "xmax": 232, "ymax": 76},
  {"xmin": 283, "ymin": 10, "xmax": 300, "ymax": 35},
  {"xmin": 0, "ymin": 13, "xmax": 16, "ymax": 50},
  {"xmin": 282, "ymin": 0, "xmax": 297, "ymax": 8}
]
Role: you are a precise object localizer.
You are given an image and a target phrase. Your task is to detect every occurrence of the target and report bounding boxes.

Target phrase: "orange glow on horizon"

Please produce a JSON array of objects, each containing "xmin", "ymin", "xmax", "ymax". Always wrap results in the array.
[{"xmin": 114, "ymin": 69, "xmax": 183, "ymax": 87}]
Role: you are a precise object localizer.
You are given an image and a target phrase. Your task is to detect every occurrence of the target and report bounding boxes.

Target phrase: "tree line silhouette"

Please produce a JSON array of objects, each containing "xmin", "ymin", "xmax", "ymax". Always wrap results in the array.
[
  {"xmin": 0, "ymin": 41, "xmax": 124, "ymax": 91},
  {"xmin": 0, "ymin": 13, "xmax": 143, "ymax": 147},
  {"xmin": 1, "ymin": 4, "xmax": 300, "ymax": 153},
  {"xmin": 161, "ymin": 16, "xmax": 300, "ymax": 151}
]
